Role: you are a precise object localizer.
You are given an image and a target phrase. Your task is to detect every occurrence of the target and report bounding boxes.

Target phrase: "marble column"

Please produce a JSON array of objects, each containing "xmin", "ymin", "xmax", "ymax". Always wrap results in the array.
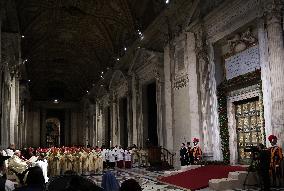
[
  {"xmin": 131, "ymin": 75, "xmax": 138, "ymax": 146},
  {"xmin": 257, "ymin": 18, "xmax": 272, "ymax": 147},
  {"xmin": 156, "ymin": 77, "xmax": 164, "ymax": 148},
  {"xmin": 127, "ymin": 92, "xmax": 132, "ymax": 146},
  {"xmin": 9, "ymin": 77, "xmax": 16, "ymax": 145},
  {"xmin": 265, "ymin": 0, "xmax": 284, "ymax": 147},
  {"xmin": 1, "ymin": 72, "xmax": 9, "ymax": 148},
  {"xmin": 163, "ymin": 45, "xmax": 174, "ymax": 151},
  {"xmin": 186, "ymin": 32, "xmax": 201, "ymax": 145},
  {"xmin": 111, "ymin": 97, "xmax": 118, "ymax": 146},
  {"xmin": 96, "ymin": 104, "xmax": 103, "ymax": 147}
]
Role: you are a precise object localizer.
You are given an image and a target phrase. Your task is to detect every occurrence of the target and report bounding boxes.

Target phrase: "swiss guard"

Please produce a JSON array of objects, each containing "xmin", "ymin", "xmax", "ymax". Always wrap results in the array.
[
  {"xmin": 191, "ymin": 138, "xmax": 202, "ymax": 164},
  {"xmin": 268, "ymin": 134, "xmax": 283, "ymax": 186}
]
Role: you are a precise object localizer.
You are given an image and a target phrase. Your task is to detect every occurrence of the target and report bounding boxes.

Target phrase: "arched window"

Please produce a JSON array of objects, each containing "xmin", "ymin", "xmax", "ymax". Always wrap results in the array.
[{"xmin": 46, "ymin": 118, "xmax": 61, "ymax": 147}]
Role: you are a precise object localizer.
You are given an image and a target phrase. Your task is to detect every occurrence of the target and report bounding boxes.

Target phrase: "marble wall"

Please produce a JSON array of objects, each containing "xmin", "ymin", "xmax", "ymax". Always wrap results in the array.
[
  {"xmin": 1, "ymin": 0, "xmax": 283, "ymax": 168},
  {"xmin": 89, "ymin": 0, "xmax": 284, "ymax": 167}
]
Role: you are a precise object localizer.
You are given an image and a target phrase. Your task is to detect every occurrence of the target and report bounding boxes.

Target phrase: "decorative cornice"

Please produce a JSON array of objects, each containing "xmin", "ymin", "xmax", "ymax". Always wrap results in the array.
[{"xmin": 264, "ymin": 0, "xmax": 284, "ymax": 25}]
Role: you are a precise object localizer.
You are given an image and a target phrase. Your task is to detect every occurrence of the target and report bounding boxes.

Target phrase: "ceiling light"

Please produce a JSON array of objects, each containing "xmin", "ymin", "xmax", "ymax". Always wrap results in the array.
[
  {"xmin": 100, "ymin": 84, "xmax": 103, "ymax": 87},
  {"xmin": 28, "ymin": 80, "xmax": 31, "ymax": 82},
  {"xmin": 101, "ymin": 71, "xmax": 104, "ymax": 74},
  {"xmin": 54, "ymin": 99, "xmax": 59, "ymax": 104},
  {"xmin": 124, "ymin": 47, "xmax": 127, "ymax": 51},
  {"xmin": 21, "ymin": 35, "xmax": 25, "ymax": 38},
  {"xmin": 86, "ymin": 90, "xmax": 89, "ymax": 93},
  {"xmin": 165, "ymin": 0, "xmax": 170, "ymax": 4},
  {"xmin": 116, "ymin": 58, "xmax": 120, "ymax": 61}
]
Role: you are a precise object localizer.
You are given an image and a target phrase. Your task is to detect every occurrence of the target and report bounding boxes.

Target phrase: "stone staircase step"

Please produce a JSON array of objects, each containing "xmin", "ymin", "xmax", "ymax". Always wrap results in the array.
[{"xmin": 209, "ymin": 171, "xmax": 259, "ymax": 190}]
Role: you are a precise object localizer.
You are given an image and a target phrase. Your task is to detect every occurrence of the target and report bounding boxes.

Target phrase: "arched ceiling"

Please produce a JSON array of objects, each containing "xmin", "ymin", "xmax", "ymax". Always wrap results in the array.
[{"xmin": 16, "ymin": 0, "xmax": 166, "ymax": 101}]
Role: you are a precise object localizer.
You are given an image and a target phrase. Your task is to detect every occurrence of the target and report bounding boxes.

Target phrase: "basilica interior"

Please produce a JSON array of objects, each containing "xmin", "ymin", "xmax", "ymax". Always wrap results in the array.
[{"xmin": 1, "ymin": 0, "xmax": 284, "ymax": 189}]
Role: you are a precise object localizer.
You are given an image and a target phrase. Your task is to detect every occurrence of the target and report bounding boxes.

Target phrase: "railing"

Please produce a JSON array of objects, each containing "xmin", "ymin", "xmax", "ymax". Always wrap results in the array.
[{"xmin": 161, "ymin": 147, "xmax": 175, "ymax": 168}]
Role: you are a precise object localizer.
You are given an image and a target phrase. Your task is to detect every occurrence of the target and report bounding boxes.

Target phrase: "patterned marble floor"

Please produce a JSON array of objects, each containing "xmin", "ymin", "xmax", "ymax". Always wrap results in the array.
[
  {"xmin": 86, "ymin": 168, "xmax": 283, "ymax": 191},
  {"xmin": 87, "ymin": 168, "xmax": 186, "ymax": 191}
]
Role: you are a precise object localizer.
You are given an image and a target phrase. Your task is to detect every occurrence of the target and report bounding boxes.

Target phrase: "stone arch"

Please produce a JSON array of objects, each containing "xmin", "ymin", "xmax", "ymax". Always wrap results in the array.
[{"xmin": 109, "ymin": 70, "xmax": 128, "ymax": 97}]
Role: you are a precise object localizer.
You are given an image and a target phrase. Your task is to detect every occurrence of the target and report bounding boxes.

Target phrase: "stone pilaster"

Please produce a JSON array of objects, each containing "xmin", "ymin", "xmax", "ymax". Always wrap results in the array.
[
  {"xmin": 186, "ymin": 31, "xmax": 201, "ymax": 146},
  {"xmin": 40, "ymin": 109, "xmax": 47, "ymax": 147},
  {"xmin": 64, "ymin": 109, "xmax": 71, "ymax": 145},
  {"xmin": 163, "ymin": 45, "xmax": 174, "ymax": 151},
  {"xmin": 156, "ymin": 74, "xmax": 165, "ymax": 148},
  {"xmin": 127, "ymin": 77, "xmax": 133, "ymax": 146},
  {"xmin": 131, "ymin": 74, "xmax": 141, "ymax": 147},
  {"xmin": 265, "ymin": 0, "xmax": 284, "ymax": 147},
  {"xmin": 195, "ymin": 25, "xmax": 216, "ymax": 158}
]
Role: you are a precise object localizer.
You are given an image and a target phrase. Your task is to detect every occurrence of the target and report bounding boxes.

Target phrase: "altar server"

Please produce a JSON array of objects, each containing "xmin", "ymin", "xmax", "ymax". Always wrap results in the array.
[
  {"xmin": 124, "ymin": 148, "xmax": 132, "ymax": 169},
  {"xmin": 101, "ymin": 147, "xmax": 108, "ymax": 169},
  {"xmin": 108, "ymin": 147, "xmax": 116, "ymax": 169},
  {"xmin": 116, "ymin": 146, "xmax": 124, "ymax": 168}
]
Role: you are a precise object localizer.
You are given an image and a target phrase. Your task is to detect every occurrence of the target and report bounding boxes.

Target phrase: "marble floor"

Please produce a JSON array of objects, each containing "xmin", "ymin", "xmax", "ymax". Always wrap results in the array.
[
  {"xmin": 86, "ymin": 167, "xmax": 284, "ymax": 191},
  {"xmin": 87, "ymin": 168, "xmax": 186, "ymax": 191}
]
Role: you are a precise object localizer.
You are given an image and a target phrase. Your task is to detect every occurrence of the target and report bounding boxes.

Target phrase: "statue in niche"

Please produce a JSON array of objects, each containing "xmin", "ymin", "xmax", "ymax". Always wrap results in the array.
[
  {"xmin": 228, "ymin": 34, "xmax": 245, "ymax": 53},
  {"xmin": 241, "ymin": 28, "xmax": 257, "ymax": 46}
]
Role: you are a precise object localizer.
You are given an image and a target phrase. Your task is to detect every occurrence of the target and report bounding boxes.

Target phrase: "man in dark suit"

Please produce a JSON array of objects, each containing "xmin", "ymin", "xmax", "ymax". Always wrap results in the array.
[{"xmin": 180, "ymin": 143, "xmax": 187, "ymax": 166}]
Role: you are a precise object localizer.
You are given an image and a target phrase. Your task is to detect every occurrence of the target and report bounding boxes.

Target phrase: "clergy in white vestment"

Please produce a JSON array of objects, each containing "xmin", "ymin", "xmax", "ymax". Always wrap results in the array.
[
  {"xmin": 116, "ymin": 146, "xmax": 124, "ymax": 168},
  {"xmin": 5, "ymin": 144, "xmax": 15, "ymax": 157},
  {"xmin": 101, "ymin": 148, "xmax": 109, "ymax": 168},
  {"xmin": 124, "ymin": 149, "xmax": 131, "ymax": 169},
  {"xmin": 108, "ymin": 148, "xmax": 116, "ymax": 169},
  {"xmin": 34, "ymin": 154, "xmax": 48, "ymax": 183},
  {"xmin": 8, "ymin": 154, "xmax": 28, "ymax": 174}
]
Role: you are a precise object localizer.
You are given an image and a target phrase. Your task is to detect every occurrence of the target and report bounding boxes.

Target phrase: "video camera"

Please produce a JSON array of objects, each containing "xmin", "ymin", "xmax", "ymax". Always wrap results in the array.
[{"xmin": 244, "ymin": 145, "xmax": 259, "ymax": 153}]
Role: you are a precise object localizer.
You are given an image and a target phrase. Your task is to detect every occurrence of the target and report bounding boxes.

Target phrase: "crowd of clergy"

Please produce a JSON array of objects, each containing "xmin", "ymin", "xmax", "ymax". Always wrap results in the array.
[{"xmin": 101, "ymin": 145, "xmax": 148, "ymax": 169}]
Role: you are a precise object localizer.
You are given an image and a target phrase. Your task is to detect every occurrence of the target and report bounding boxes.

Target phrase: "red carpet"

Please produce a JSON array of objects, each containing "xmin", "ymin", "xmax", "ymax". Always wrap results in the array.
[{"xmin": 158, "ymin": 165, "xmax": 247, "ymax": 190}]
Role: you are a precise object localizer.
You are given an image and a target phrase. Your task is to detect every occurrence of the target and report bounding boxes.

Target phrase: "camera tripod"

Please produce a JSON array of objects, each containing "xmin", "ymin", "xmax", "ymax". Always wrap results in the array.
[{"xmin": 243, "ymin": 157, "xmax": 260, "ymax": 189}]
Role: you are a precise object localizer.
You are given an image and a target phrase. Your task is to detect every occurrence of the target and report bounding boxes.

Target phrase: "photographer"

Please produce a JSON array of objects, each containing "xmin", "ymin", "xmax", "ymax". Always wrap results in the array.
[
  {"xmin": 257, "ymin": 143, "xmax": 271, "ymax": 190},
  {"xmin": 244, "ymin": 144, "xmax": 270, "ymax": 190}
]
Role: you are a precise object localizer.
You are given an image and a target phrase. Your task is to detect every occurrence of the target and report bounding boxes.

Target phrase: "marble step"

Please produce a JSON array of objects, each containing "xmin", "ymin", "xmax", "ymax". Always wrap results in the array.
[
  {"xmin": 163, "ymin": 165, "xmax": 202, "ymax": 176},
  {"xmin": 209, "ymin": 177, "xmax": 240, "ymax": 190},
  {"xmin": 209, "ymin": 171, "xmax": 258, "ymax": 191}
]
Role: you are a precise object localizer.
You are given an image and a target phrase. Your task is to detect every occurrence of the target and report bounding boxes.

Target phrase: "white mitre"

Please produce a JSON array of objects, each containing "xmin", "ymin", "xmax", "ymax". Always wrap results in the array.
[{"xmin": 5, "ymin": 148, "xmax": 14, "ymax": 157}]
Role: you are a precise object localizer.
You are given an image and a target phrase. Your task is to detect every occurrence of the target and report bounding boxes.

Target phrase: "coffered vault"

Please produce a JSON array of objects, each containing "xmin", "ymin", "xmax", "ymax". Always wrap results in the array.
[{"xmin": 16, "ymin": 0, "xmax": 166, "ymax": 101}]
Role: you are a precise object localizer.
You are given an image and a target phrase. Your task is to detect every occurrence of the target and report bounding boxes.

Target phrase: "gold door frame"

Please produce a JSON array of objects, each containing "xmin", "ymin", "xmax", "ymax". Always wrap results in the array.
[{"xmin": 234, "ymin": 97, "xmax": 265, "ymax": 164}]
